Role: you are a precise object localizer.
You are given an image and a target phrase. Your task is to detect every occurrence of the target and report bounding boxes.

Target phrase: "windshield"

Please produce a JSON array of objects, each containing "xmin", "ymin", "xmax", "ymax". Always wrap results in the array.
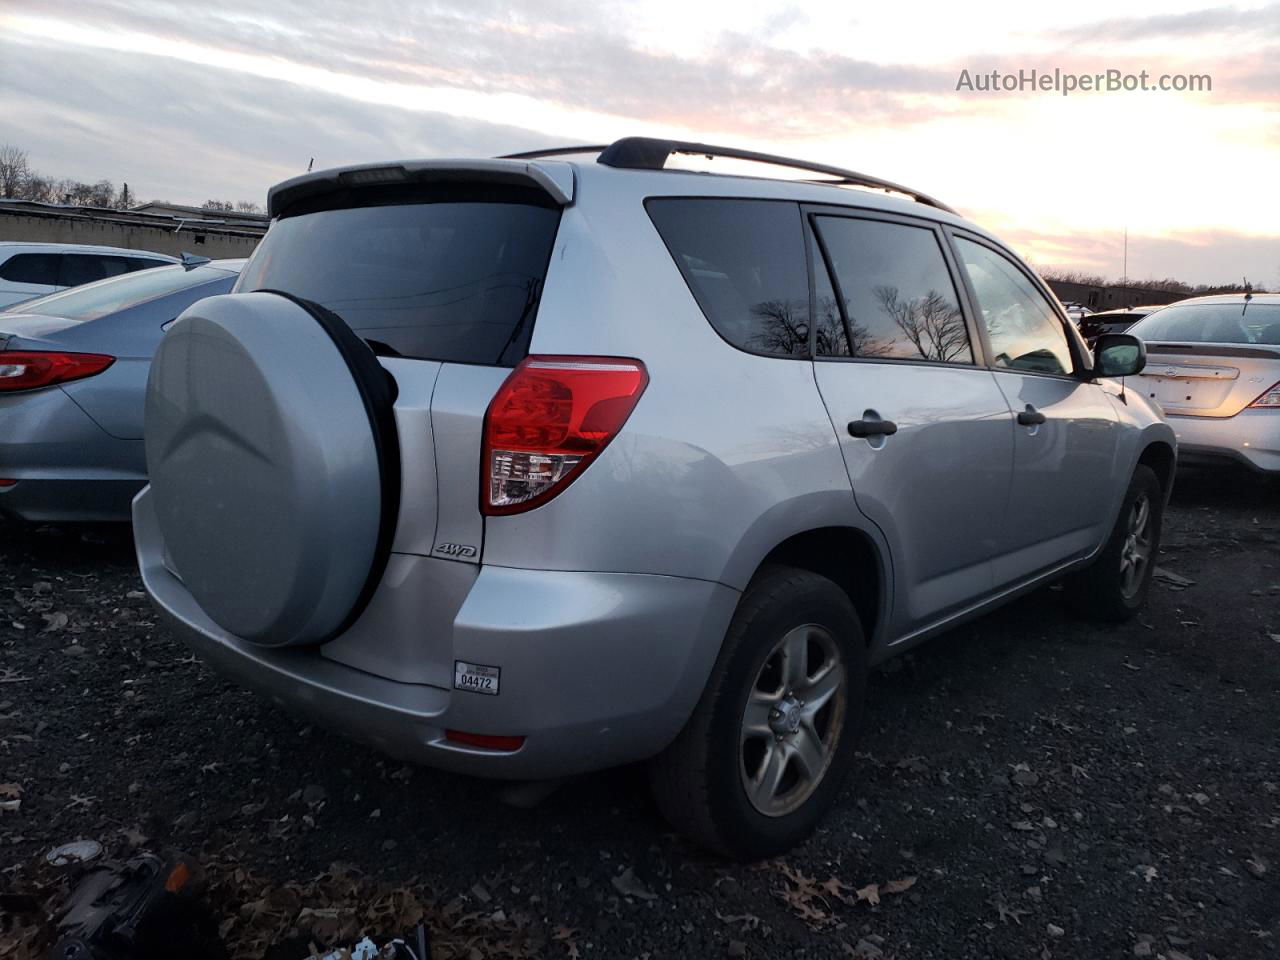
[
  {"xmin": 3, "ymin": 264, "xmax": 238, "ymax": 323},
  {"xmin": 237, "ymin": 195, "xmax": 562, "ymax": 365},
  {"xmin": 1130, "ymin": 302, "xmax": 1280, "ymax": 345}
]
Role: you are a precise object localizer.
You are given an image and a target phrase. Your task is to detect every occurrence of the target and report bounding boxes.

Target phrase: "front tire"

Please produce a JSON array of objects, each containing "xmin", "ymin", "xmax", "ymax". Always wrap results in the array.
[
  {"xmin": 649, "ymin": 565, "xmax": 867, "ymax": 860},
  {"xmin": 1065, "ymin": 464, "xmax": 1164, "ymax": 621}
]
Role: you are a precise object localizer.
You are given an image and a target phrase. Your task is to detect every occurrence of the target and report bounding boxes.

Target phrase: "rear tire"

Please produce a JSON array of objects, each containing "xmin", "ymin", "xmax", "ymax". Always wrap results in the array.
[
  {"xmin": 1064, "ymin": 464, "xmax": 1164, "ymax": 622},
  {"xmin": 649, "ymin": 565, "xmax": 867, "ymax": 860}
]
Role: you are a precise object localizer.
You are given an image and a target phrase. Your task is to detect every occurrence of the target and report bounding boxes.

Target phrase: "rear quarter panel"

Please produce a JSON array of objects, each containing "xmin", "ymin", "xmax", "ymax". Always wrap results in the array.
[
  {"xmin": 480, "ymin": 173, "xmax": 886, "ymax": 602},
  {"xmin": 57, "ymin": 276, "xmax": 238, "ymax": 439}
]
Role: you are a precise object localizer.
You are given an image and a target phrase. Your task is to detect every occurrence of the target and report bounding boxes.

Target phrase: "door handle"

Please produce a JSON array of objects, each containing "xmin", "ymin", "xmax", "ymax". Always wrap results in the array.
[
  {"xmin": 1016, "ymin": 406, "xmax": 1046, "ymax": 426},
  {"xmin": 848, "ymin": 418, "xmax": 899, "ymax": 438}
]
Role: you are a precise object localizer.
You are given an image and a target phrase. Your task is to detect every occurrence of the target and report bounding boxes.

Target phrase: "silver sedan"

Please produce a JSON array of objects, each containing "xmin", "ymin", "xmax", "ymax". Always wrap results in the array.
[
  {"xmin": 0, "ymin": 259, "xmax": 243, "ymax": 522},
  {"xmin": 1129, "ymin": 294, "xmax": 1280, "ymax": 473}
]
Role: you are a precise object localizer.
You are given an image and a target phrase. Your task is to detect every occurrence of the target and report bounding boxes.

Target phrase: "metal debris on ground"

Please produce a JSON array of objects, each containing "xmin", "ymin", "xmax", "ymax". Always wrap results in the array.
[
  {"xmin": 46, "ymin": 839, "xmax": 104, "ymax": 866},
  {"xmin": 1152, "ymin": 567, "xmax": 1196, "ymax": 589}
]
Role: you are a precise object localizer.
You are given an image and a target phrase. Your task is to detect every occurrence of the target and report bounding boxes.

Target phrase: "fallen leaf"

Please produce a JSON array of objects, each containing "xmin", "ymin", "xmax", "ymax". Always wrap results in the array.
[
  {"xmin": 611, "ymin": 866, "xmax": 658, "ymax": 901},
  {"xmin": 883, "ymin": 876, "xmax": 917, "ymax": 895},
  {"xmin": 855, "ymin": 883, "xmax": 880, "ymax": 906},
  {"xmin": 41, "ymin": 612, "xmax": 69, "ymax": 632}
]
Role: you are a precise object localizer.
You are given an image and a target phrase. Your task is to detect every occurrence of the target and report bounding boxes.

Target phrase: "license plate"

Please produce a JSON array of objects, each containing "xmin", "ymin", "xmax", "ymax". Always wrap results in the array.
[{"xmin": 454, "ymin": 660, "xmax": 500, "ymax": 696}]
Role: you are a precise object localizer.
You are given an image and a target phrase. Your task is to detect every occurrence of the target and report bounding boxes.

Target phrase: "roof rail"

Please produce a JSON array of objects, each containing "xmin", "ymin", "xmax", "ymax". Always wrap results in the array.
[{"xmin": 499, "ymin": 137, "xmax": 955, "ymax": 214}]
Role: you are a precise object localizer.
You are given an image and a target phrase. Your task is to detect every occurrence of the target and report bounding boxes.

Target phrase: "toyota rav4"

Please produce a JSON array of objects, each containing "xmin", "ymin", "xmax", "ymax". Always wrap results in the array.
[{"xmin": 134, "ymin": 138, "xmax": 1174, "ymax": 858}]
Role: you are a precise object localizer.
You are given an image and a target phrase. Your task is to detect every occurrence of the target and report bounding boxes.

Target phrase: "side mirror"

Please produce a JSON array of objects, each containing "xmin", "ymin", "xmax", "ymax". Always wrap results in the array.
[{"xmin": 1093, "ymin": 333, "xmax": 1146, "ymax": 378}]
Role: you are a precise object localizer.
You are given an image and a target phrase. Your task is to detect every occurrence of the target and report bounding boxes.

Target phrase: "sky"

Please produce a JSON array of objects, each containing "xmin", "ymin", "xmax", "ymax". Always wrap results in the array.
[{"xmin": 1, "ymin": 0, "xmax": 1277, "ymax": 287}]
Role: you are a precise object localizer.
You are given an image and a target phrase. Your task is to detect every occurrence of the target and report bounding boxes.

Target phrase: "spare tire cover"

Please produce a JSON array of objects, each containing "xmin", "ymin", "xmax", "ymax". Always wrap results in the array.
[{"xmin": 145, "ymin": 291, "xmax": 399, "ymax": 647}]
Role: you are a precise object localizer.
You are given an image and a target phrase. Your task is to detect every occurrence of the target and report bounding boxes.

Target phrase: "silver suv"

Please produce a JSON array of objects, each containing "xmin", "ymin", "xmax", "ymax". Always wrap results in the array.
[{"xmin": 135, "ymin": 138, "xmax": 1174, "ymax": 858}]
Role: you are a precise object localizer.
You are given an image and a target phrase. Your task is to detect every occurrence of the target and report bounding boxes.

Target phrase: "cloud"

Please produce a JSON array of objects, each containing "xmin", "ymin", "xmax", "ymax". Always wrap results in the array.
[
  {"xmin": 1048, "ymin": 3, "xmax": 1280, "ymax": 43},
  {"xmin": 13, "ymin": 0, "xmax": 962, "ymax": 136},
  {"xmin": 0, "ymin": 36, "xmax": 561, "ymax": 204}
]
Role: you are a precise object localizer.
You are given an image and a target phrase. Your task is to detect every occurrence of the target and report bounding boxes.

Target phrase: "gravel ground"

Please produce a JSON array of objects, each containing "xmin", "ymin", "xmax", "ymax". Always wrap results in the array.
[{"xmin": 2, "ymin": 467, "xmax": 1278, "ymax": 959}]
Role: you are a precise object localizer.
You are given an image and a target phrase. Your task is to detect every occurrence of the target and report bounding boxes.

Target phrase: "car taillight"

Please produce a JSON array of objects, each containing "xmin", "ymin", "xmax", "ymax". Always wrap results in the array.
[
  {"xmin": 0, "ymin": 351, "xmax": 115, "ymax": 392},
  {"xmin": 1248, "ymin": 380, "xmax": 1280, "ymax": 408},
  {"xmin": 482, "ymin": 356, "xmax": 648, "ymax": 515}
]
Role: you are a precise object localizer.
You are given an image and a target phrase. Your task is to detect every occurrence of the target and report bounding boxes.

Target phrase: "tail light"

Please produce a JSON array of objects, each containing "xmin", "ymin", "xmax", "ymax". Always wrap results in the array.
[
  {"xmin": 1248, "ymin": 381, "xmax": 1280, "ymax": 408},
  {"xmin": 0, "ymin": 351, "xmax": 115, "ymax": 392},
  {"xmin": 482, "ymin": 356, "xmax": 648, "ymax": 515}
]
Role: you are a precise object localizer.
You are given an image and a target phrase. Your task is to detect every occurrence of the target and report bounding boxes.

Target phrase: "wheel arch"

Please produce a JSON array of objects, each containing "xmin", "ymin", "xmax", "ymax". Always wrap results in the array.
[
  {"xmin": 749, "ymin": 525, "xmax": 888, "ymax": 650},
  {"xmin": 1137, "ymin": 439, "xmax": 1176, "ymax": 500}
]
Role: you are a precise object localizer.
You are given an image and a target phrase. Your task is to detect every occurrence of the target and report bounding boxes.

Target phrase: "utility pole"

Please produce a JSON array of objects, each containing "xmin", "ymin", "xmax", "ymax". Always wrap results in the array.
[{"xmin": 1122, "ymin": 226, "xmax": 1128, "ymax": 285}]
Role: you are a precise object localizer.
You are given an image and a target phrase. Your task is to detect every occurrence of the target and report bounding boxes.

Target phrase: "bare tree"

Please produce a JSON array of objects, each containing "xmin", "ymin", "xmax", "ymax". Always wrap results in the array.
[
  {"xmin": 21, "ymin": 174, "xmax": 57, "ymax": 203},
  {"xmin": 202, "ymin": 199, "xmax": 235, "ymax": 212},
  {"xmin": 0, "ymin": 144, "xmax": 29, "ymax": 199},
  {"xmin": 875, "ymin": 285, "xmax": 970, "ymax": 363},
  {"xmin": 235, "ymin": 200, "xmax": 263, "ymax": 213},
  {"xmin": 57, "ymin": 179, "xmax": 115, "ymax": 207},
  {"xmin": 747, "ymin": 299, "xmax": 810, "ymax": 355}
]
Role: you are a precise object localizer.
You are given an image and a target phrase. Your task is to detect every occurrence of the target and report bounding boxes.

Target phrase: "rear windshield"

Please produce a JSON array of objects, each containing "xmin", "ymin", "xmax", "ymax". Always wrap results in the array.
[
  {"xmin": 2, "ymin": 264, "xmax": 235, "ymax": 323},
  {"xmin": 237, "ymin": 196, "xmax": 562, "ymax": 365},
  {"xmin": 1130, "ymin": 303, "xmax": 1280, "ymax": 345}
]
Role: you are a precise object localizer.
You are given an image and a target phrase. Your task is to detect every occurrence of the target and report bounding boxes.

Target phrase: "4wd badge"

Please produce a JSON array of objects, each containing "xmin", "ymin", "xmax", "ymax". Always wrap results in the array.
[{"xmin": 435, "ymin": 542, "xmax": 477, "ymax": 558}]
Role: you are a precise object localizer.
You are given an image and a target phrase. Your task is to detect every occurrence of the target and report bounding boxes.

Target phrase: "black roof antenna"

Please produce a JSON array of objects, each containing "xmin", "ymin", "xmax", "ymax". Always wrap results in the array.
[{"xmin": 1243, "ymin": 279, "xmax": 1253, "ymax": 316}]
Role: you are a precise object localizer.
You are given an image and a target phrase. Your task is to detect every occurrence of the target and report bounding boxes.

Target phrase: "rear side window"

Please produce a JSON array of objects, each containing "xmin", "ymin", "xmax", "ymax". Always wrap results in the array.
[
  {"xmin": 125, "ymin": 257, "xmax": 169, "ymax": 272},
  {"xmin": 0, "ymin": 253, "xmax": 60, "ymax": 285},
  {"xmin": 812, "ymin": 216, "xmax": 972, "ymax": 364},
  {"xmin": 237, "ymin": 194, "xmax": 562, "ymax": 365},
  {"xmin": 647, "ymin": 198, "xmax": 810, "ymax": 357},
  {"xmin": 60, "ymin": 254, "xmax": 131, "ymax": 287}
]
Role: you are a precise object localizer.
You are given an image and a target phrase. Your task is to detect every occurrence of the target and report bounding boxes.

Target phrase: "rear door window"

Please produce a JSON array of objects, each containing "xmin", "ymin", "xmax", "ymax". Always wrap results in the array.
[
  {"xmin": 812, "ymin": 216, "xmax": 973, "ymax": 364},
  {"xmin": 237, "ymin": 192, "xmax": 562, "ymax": 365},
  {"xmin": 646, "ymin": 198, "xmax": 810, "ymax": 357},
  {"xmin": 0, "ymin": 253, "xmax": 60, "ymax": 285}
]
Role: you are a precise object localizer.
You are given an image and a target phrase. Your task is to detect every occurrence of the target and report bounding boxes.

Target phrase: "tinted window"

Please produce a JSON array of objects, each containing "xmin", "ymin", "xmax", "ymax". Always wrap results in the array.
[
  {"xmin": 0, "ymin": 253, "xmax": 60, "ymax": 285},
  {"xmin": 1129, "ymin": 303, "xmax": 1280, "ymax": 345},
  {"xmin": 956, "ymin": 238, "xmax": 1073, "ymax": 375},
  {"xmin": 4, "ymin": 265, "xmax": 234, "ymax": 321},
  {"xmin": 238, "ymin": 197, "xmax": 561, "ymax": 365},
  {"xmin": 647, "ymin": 198, "xmax": 810, "ymax": 357},
  {"xmin": 60, "ymin": 254, "xmax": 132, "ymax": 287},
  {"xmin": 125, "ymin": 257, "xmax": 170, "ymax": 273},
  {"xmin": 813, "ymin": 217, "xmax": 972, "ymax": 363}
]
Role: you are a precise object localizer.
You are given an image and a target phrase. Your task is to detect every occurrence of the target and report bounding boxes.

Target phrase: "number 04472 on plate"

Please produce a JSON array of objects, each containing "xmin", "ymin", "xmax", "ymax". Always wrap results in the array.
[{"xmin": 454, "ymin": 660, "xmax": 500, "ymax": 696}]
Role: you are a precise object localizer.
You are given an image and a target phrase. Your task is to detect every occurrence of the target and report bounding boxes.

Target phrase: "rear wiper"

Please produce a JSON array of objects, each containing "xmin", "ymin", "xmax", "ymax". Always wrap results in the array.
[{"xmin": 493, "ymin": 277, "xmax": 543, "ymax": 365}]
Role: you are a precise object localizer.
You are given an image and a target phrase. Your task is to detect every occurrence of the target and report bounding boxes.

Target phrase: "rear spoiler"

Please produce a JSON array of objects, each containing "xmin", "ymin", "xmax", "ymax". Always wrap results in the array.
[{"xmin": 267, "ymin": 159, "xmax": 575, "ymax": 218}]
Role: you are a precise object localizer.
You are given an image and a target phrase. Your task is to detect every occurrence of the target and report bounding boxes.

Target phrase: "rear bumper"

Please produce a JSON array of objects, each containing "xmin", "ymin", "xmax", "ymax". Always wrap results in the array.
[
  {"xmin": 0, "ymin": 478, "xmax": 145, "ymax": 523},
  {"xmin": 134, "ymin": 487, "xmax": 738, "ymax": 779},
  {"xmin": 1167, "ymin": 411, "xmax": 1280, "ymax": 474},
  {"xmin": 0, "ymin": 386, "xmax": 145, "ymax": 522}
]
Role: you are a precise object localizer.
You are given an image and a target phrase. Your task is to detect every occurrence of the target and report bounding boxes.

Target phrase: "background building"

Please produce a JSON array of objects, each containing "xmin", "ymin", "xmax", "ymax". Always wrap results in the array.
[{"xmin": 0, "ymin": 199, "xmax": 265, "ymax": 260}]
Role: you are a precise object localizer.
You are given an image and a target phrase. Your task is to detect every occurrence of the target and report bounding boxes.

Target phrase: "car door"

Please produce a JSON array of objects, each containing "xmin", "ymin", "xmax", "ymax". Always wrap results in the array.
[
  {"xmin": 950, "ymin": 233, "xmax": 1121, "ymax": 586},
  {"xmin": 808, "ymin": 210, "xmax": 1015, "ymax": 639}
]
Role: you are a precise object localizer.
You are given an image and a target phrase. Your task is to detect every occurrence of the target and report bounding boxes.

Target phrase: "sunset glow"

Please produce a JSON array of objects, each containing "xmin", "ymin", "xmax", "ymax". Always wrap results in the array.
[{"xmin": 1, "ymin": 0, "xmax": 1276, "ymax": 285}]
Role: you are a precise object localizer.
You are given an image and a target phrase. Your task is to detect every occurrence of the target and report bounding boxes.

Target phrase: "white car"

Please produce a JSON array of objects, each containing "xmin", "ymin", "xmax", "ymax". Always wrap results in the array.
[{"xmin": 0, "ymin": 243, "xmax": 178, "ymax": 309}]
